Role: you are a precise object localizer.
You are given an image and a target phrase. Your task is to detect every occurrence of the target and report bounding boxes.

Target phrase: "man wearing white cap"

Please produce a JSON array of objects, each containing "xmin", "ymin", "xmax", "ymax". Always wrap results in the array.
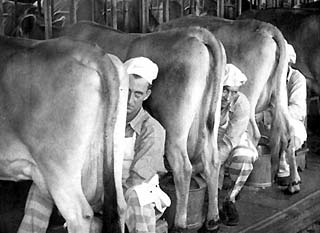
[
  {"xmin": 218, "ymin": 64, "xmax": 258, "ymax": 226},
  {"xmin": 256, "ymin": 44, "xmax": 307, "ymax": 194},
  {"xmin": 277, "ymin": 44, "xmax": 307, "ymax": 194},
  {"xmin": 123, "ymin": 57, "xmax": 170, "ymax": 233}
]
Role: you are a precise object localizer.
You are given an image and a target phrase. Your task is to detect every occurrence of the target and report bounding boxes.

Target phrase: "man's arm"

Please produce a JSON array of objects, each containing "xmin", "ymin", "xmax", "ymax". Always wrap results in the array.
[
  {"xmin": 219, "ymin": 94, "xmax": 250, "ymax": 160},
  {"xmin": 288, "ymin": 70, "xmax": 307, "ymax": 122},
  {"xmin": 126, "ymin": 120, "xmax": 166, "ymax": 188}
]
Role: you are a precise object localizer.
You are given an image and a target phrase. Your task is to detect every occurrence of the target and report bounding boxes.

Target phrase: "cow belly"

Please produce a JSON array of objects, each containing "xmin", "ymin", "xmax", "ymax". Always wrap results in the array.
[{"xmin": 0, "ymin": 123, "xmax": 35, "ymax": 181}]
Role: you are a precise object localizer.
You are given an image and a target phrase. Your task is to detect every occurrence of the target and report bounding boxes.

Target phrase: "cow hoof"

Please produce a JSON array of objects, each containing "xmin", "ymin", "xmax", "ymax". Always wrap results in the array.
[
  {"xmin": 275, "ymin": 175, "xmax": 290, "ymax": 187},
  {"xmin": 169, "ymin": 227, "xmax": 186, "ymax": 233},
  {"xmin": 283, "ymin": 181, "xmax": 301, "ymax": 195},
  {"xmin": 198, "ymin": 219, "xmax": 220, "ymax": 233}
]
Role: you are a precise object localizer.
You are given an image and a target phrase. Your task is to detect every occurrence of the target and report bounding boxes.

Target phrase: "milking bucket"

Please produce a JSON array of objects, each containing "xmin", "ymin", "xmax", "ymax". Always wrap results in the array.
[
  {"xmin": 246, "ymin": 143, "xmax": 272, "ymax": 188},
  {"xmin": 160, "ymin": 174, "xmax": 206, "ymax": 230}
]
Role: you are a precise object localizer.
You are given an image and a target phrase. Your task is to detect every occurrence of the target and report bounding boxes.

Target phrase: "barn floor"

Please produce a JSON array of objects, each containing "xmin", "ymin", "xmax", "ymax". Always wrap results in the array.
[
  {"xmin": 0, "ymin": 135, "xmax": 320, "ymax": 233},
  {"xmin": 219, "ymin": 141, "xmax": 320, "ymax": 233}
]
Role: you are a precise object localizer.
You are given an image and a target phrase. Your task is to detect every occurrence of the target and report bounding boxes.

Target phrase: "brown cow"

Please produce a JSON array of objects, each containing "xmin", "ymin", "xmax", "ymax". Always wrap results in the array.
[
  {"xmin": 157, "ymin": 15, "xmax": 298, "ymax": 192},
  {"xmin": 239, "ymin": 9, "xmax": 320, "ymax": 95},
  {"xmin": 64, "ymin": 22, "xmax": 226, "ymax": 232},
  {"xmin": 0, "ymin": 36, "xmax": 128, "ymax": 233}
]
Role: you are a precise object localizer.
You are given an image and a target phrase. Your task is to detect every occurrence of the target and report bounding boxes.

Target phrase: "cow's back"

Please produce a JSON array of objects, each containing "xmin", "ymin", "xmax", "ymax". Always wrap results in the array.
[
  {"xmin": 158, "ymin": 16, "xmax": 285, "ymax": 114},
  {"xmin": 63, "ymin": 21, "xmax": 142, "ymax": 61},
  {"xmin": 239, "ymin": 9, "xmax": 320, "ymax": 94}
]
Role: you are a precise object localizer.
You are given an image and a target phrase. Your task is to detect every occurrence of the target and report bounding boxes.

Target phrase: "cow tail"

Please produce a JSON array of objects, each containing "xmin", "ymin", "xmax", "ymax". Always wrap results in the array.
[
  {"xmin": 98, "ymin": 53, "xmax": 122, "ymax": 233},
  {"xmin": 196, "ymin": 28, "xmax": 226, "ymax": 162},
  {"xmin": 268, "ymin": 25, "xmax": 292, "ymax": 169}
]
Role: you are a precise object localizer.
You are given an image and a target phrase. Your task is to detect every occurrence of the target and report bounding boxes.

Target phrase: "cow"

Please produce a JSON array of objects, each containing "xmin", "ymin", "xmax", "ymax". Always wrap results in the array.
[
  {"xmin": 158, "ymin": 17, "xmax": 292, "ymax": 147},
  {"xmin": 238, "ymin": 9, "xmax": 320, "ymax": 96},
  {"xmin": 0, "ymin": 35, "xmax": 129, "ymax": 233},
  {"xmin": 64, "ymin": 22, "xmax": 226, "ymax": 232},
  {"xmin": 156, "ymin": 15, "xmax": 299, "ymax": 192}
]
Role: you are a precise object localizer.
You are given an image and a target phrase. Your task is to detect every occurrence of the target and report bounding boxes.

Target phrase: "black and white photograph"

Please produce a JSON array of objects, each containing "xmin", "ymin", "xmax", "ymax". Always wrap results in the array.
[{"xmin": 0, "ymin": 0, "xmax": 319, "ymax": 232}]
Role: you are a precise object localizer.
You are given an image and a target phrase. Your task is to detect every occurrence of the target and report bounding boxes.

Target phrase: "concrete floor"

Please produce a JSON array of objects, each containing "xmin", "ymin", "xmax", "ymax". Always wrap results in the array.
[{"xmin": 219, "ymin": 148, "xmax": 320, "ymax": 233}]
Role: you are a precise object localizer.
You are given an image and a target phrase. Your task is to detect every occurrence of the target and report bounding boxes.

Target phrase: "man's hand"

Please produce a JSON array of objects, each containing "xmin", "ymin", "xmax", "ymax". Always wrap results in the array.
[{"xmin": 218, "ymin": 141, "xmax": 231, "ymax": 164}]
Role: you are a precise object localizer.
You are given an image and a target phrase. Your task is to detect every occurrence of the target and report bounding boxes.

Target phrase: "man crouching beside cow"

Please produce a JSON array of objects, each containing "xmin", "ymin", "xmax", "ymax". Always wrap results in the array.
[
  {"xmin": 216, "ymin": 64, "xmax": 258, "ymax": 227},
  {"xmin": 121, "ymin": 57, "xmax": 171, "ymax": 232},
  {"xmin": 256, "ymin": 43, "xmax": 307, "ymax": 195}
]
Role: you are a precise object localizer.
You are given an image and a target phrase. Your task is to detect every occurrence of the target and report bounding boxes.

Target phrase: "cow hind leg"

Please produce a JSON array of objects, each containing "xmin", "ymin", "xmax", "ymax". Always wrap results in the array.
[
  {"xmin": 166, "ymin": 139, "xmax": 192, "ymax": 230},
  {"xmin": 287, "ymin": 147, "xmax": 301, "ymax": 194},
  {"xmin": 49, "ymin": 181, "xmax": 93, "ymax": 233},
  {"xmin": 202, "ymin": 158, "xmax": 221, "ymax": 231}
]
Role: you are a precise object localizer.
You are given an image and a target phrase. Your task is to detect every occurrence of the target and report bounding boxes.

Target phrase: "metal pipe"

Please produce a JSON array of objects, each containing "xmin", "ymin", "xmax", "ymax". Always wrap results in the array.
[
  {"xmin": 111, "ymin": 0, "xmax": 117, "ymax": 29},
  {"xmin": 44, "ymin": 0, "xmax": 52, "ymax": 39},
  {"xmin": 70, "ymin": 0, "xmax": 77, "ymax": 24},
  {"xmin": 91, "ymin": 0, "xmax": 95, "ymax": 22},
  {"xmin": 123, "ymin": 0, "xmax": 129, "ymax": 31},
  {"xmin": 163, "ymin": 0, "xmax": 169, "ymax": 22},
  {"xmin": 0, "ymin": 0, "xmax": 3, "ymax": 35}
]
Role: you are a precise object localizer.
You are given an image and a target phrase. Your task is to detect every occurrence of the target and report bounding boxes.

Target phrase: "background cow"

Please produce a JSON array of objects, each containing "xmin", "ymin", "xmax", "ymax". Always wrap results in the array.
[
  {"xmin": 64, "ymin": 22, "xmax": 226, "ymax": 232},
  {"xmin": 0, "ymin": 36, "xmax": 128, "ymax": 233},
  {"xmin": 157, "ymin": 16, "xmax": 294, "ymax": 180},
  {"xmin": 239, "ymin": 9, "xmax": 320, "ymax": 96}
]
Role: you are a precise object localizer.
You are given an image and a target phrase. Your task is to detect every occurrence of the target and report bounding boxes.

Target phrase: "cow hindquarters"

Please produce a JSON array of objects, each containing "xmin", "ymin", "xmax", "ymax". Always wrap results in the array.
[{"xmin": 47, "ymin": 171, "xmax": 93, "ymax": 233}]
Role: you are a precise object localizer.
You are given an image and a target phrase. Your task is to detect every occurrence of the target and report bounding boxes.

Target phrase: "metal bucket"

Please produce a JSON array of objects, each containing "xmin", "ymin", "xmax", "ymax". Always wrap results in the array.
[
  {"xmin": 246, "ymin": 143, "xmax": 272, "ymax": 188},
  {"xmin": 160, "ymin": 174, "xmax": 207, "ymax": 230}
]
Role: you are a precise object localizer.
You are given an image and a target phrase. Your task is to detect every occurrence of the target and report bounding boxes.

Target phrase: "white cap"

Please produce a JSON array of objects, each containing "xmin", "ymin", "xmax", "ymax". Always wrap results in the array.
[
  {"xmin": 286, "ymin": 43, "xmax": 296, "ymax": 64},
  {"xmin": 124, "ymin": 57, "xmax": 159, "ymax": 84},
  {"xmin": 224, "ymin": 64, "xmax": 247, "ymax": 87}
]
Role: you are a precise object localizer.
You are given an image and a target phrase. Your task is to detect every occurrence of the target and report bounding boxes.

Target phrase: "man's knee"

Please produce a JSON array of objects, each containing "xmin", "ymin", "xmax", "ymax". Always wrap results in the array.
[{"xmin": 231, "ymin": 154, "xmax": 255, "ymax": 165}]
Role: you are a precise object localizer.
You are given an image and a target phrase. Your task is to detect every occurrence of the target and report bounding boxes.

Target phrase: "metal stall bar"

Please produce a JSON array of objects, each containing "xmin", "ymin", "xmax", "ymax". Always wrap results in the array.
[
  {"xmin": 237, "ymin": 0, "xmax": 242, "ymax": 16},
  {"xmin": 220, "ymin": 0, "xmax": 224, "ymax": 17},
  {"xmin": 104, "ymin": 0, "xmax": 107, "ymax": 25},
  {"xmin": 140, "ymin": 0, "xmax": 146, "ymax": 32},
  {"xmin": 156, "ymin": 0, "xmax": 163, "ymax": 24},
  {"xmin": 123, "ymin": 0, "xmax": 129, "ymax": 31},
  {"xmin": 190, "ymin": 0, "xmax": 195, "ymax": 14},
  {"xmin": 0, "ymin": 0, "xmax": 3, "ymax": 35},
  {"xmin": 111, "ymin": 0, "xmax": 117, "ymax": 29},
  {"xmin": 217, "ymin": 0, "xmax": 224, "ymax": 17},
  {"xmin": 70, "ymin": 0, "xmax": 77, "ymax": 24},
  {"xmin": 44, "ymin": 0, "xmax": 52, "ymax": 39},
  {"xmin": 163, "ymin": 0, "xmax": 169, "ymax": 23},
  {"xmin": 180, "ymin": 0, "xmax": 184, "ymax": 17},
  {"xmin": 91, "ymin": 0, "xmax": 95, "ymax": 21}
]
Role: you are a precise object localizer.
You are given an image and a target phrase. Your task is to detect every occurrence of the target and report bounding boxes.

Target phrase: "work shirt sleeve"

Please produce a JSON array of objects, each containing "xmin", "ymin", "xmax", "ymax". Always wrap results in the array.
[
  {"xmin": 287, "ymin": 70, "xmax": 307, "ymax": 122},
  {"xmin": 219, "ymin": 94, "xmax": 250, "ymax": 157},
  {"xmin": 127, "ymin": 120, "xmax": 166, "ymax": 187}
]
